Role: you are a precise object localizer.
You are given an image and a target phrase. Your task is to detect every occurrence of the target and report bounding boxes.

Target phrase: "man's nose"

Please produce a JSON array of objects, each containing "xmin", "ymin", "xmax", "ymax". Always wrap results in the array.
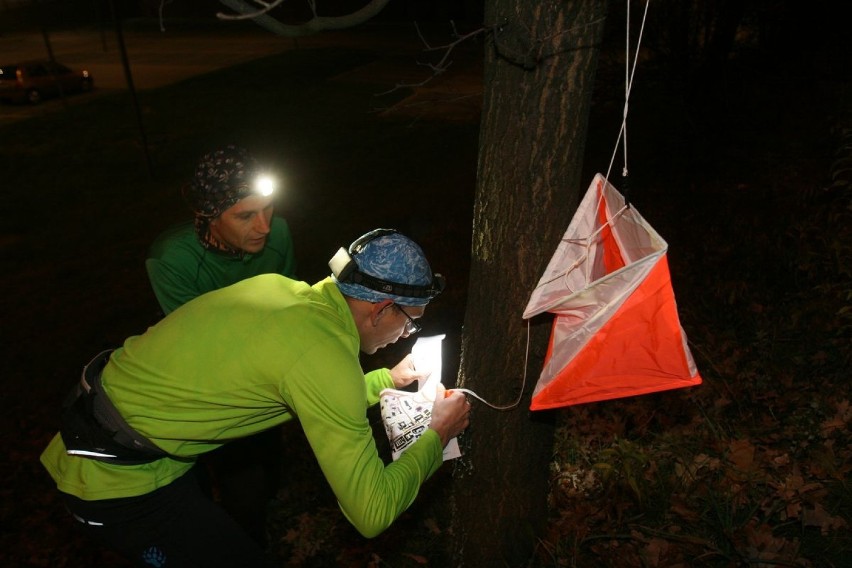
[{"xmin": 254, "ymin": 215, "xmax": 271, "ymax": 234}]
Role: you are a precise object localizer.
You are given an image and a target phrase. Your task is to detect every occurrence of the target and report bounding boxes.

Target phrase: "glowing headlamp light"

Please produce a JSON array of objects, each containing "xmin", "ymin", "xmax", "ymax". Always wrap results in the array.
[{"xmin": 253, "ymin": 174, "xmax": 276, "ymax": 197}]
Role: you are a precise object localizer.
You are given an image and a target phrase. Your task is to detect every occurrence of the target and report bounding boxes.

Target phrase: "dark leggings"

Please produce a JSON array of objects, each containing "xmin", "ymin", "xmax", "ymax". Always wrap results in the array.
[{"xmin": 61, "ymin": 466, "xmax": 274, "ymax": 568}]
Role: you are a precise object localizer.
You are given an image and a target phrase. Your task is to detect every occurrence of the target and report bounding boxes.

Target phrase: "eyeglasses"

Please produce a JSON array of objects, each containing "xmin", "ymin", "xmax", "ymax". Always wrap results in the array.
[{"xmin": 394, "ymin": 304, "xmax": 422, "ymax": 335}]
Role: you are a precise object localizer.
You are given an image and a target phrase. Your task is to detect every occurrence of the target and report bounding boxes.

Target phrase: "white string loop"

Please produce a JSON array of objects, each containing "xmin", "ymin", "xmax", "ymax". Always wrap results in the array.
[{"xmin": 454, "ymin": 320, "xmax": 531, "ymax": 410}]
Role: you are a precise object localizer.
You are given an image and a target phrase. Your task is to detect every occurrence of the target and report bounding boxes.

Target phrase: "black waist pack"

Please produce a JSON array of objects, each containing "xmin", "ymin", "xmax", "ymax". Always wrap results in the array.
[{"xmin": 60, "ymin": 350, "xmax": 171, "ymax": 465}]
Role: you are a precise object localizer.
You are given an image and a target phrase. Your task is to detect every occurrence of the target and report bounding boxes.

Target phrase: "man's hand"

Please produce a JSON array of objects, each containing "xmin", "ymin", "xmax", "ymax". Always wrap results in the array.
[
  {"xmin": 389, "ymin": 353, "xmax": 430, "ymax": 389},
  {"xmin": 429, "ymin": 385, "xmax": 471, "ymax": 447}
]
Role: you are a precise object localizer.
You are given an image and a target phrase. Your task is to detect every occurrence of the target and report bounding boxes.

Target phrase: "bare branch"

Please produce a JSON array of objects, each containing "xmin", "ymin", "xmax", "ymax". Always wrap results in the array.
[
  {"xmin": 377, "ymin": 23, "xmax": 488, "ymax": 97},
  {"xmin": 158, "ymin": 0, "xmax": 175, "ymax": 32},
  {"xmin": 216, "ymin": 0, "xmax": 392, "ymax": 38},
  {"xmin": 216, "ymin": 0, "xmax": 286, "ymax": 21}
]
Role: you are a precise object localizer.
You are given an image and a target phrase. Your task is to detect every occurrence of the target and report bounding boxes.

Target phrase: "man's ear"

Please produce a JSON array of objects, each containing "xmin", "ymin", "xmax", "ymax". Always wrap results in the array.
[{"xmin": 370, "ymin": 300, "xmax": 394, "ymax": 326}]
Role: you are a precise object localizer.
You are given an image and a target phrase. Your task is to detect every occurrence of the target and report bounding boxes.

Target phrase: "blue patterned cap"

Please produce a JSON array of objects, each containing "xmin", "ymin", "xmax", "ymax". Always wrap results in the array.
[{"xmin": 333, "ymin": 229, "xmax": 443, "ymax": 307}]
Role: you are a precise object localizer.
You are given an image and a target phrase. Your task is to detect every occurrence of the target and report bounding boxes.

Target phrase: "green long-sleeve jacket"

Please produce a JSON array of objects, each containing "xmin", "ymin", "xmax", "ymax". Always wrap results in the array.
[
  {"xmin": 40, "ymin": 275, "xmax": 442, "ymax": 538},
  {"xmin": 146, "ymin": 216, "xmax": 297, "ymax": 315}
]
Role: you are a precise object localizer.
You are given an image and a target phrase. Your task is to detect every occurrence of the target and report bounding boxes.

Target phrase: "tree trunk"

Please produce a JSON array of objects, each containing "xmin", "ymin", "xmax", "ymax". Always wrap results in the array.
[{"xmin": 450, "ymin": 1, "xmax": 608, "ymax": 566}]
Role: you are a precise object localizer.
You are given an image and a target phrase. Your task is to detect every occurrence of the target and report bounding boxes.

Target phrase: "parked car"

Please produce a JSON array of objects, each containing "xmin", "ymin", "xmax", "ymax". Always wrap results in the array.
[{"xmin": 0, "ymin": 59, "xmax": 94, "ymax": 104}]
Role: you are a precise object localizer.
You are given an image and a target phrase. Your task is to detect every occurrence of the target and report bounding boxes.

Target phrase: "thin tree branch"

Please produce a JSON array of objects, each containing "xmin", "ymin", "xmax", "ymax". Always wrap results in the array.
[
  {"xmin": 377, "ymin": 23, "xmax": 488, "ymax": 96},
  {"xmin": 216, "ymin": 0, "xmax": 285, "ymax": 21},
  {"xmin": 216, "ymin": 0, "xmax": 391, "ymax": 37}
]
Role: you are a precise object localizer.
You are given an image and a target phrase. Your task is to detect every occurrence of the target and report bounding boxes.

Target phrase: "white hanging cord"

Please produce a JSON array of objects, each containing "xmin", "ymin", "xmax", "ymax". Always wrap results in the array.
[
  {"xmin": 454, "ymin": 319, "xmax": 530, "ymax": 410},
  {"xmin": 604, "ymin": 0, "xmax": 650, "ymax": 186},
  {"xmin": 543, "ymin": 0, "xmax": 648, "ymax": 291},
  {"xmin": 585, "ymin": 0, "xmax": 649, "ymax": 285},
  {"xmin": 622, "ymin": 0, "xmax": 630, "ymax": 179}
]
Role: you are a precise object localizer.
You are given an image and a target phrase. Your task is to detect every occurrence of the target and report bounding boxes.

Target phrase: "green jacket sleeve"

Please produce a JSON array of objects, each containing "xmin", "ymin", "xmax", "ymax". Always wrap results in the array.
[
  {"xmin": 364, "ymin": 369, "xmax": 394, "ymax": 406},
  {"xmin": 283, "ymin": 335, "xmax": 443, "ymax": 538}
]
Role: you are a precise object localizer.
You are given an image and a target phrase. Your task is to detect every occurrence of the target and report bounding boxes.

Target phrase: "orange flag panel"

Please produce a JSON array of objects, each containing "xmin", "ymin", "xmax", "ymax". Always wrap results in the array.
[{"xmin": 532, "ymin": 256, "xmax": 701, "ymax": 409}]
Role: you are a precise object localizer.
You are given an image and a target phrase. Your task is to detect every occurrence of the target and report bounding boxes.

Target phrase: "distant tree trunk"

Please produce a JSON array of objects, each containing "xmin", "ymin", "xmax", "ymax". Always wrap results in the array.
[{"xmin": 450, "ymin": 1, "xmax": 607, "ymax": 566}]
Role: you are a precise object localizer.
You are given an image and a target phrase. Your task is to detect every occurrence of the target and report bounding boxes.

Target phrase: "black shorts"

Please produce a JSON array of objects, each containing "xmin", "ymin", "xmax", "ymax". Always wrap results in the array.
[{"xmin": 61, "ymin": 466, "xmax": 273, "ymax": 567}]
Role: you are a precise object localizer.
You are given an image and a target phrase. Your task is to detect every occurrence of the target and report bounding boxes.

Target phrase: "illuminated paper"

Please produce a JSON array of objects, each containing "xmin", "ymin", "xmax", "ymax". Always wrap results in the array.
[{"xmin": 379, "ymin": 334, "xmax": 461, "ymax": 461}]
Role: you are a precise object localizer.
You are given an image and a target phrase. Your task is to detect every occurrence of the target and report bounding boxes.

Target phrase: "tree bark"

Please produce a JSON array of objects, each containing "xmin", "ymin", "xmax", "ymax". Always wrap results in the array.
[{"xmin": 450, "ymin": 1, "xmax": 608, "ymax": 566}]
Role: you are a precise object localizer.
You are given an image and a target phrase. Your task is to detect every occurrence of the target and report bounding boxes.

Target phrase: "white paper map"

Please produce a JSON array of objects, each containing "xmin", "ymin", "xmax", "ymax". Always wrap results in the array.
[{"xmin": 379, "ymin": 334, "xmax": 461, "ymax": 461}]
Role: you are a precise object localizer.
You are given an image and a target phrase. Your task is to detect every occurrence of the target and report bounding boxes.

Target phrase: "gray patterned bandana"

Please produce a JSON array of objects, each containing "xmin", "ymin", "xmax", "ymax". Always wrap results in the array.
[{"xmin": 182, "ymin": 145, "xmax": 260, "ymax": 256}]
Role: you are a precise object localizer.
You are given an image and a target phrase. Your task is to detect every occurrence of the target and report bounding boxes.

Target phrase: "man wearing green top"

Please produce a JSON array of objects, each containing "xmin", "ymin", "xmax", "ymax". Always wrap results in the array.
[
  {"xmin": 42, "ymin": 229, "xmax": 470, "ymax": 567},
  {"xmin": 145, "ymin": 145, "xmax": 298, "ymax": 545},
  {"xmin": 146, "ymin": 144, "xmax": 297, "ymax": 316}
]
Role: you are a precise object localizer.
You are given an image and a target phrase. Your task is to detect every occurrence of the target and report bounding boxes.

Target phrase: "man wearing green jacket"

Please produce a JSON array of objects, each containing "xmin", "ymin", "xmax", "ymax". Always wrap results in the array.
[
  {"xmin": 144, "ymin": 144, "xmax": 299, "ymax": 546},
  {"xmin": 42, "ymin": 229, "xmax": 470, "ymax": 567},
  {"xmin": 146, "ymin": 144, "xmax": 297, "ymax": 316}
]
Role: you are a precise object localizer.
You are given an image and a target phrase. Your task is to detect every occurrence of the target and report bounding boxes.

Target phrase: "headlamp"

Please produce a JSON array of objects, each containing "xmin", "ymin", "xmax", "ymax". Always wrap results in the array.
[{"xmin": 253, "ymin": 174, "xmax": 276, "ymax": 197}]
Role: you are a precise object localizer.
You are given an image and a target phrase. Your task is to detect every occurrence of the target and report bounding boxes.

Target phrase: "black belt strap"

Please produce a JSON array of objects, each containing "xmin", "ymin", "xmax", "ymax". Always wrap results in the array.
[{"xmin": 60, "ymin": 350, "xmax": 171, "ymax": 465}]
